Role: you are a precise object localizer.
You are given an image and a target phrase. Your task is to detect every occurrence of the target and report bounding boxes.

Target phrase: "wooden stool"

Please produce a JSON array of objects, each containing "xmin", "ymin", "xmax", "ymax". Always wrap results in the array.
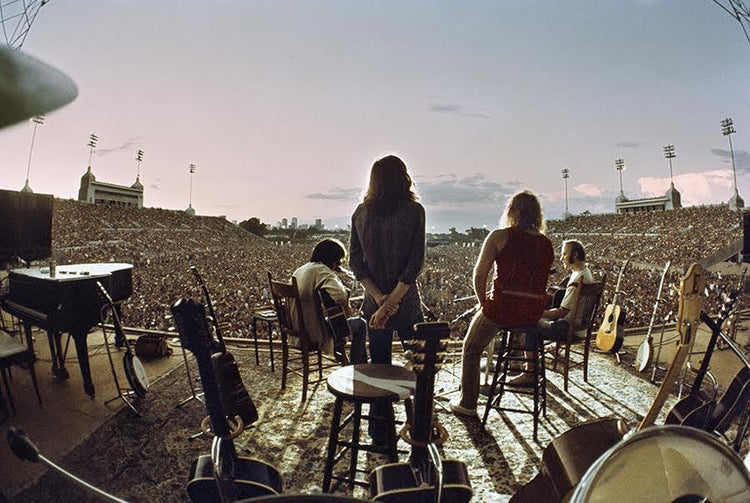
[
  {"xmin": 322, "ymin": 364, "xmax": 415, "ymax": 494},
  {"xmin": 250, "ymin": 307, "xmax": 278, "ymax": 371},
  {"xmin": 482, "ymin": 324, "xmax": 547, "ymax": 441}
]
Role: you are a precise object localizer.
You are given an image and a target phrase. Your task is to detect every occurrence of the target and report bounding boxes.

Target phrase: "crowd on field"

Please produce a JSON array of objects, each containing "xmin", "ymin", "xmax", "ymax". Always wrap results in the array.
[{"xmin": 48, "ymin": 198, "xmax": 746, "ymax": 338}]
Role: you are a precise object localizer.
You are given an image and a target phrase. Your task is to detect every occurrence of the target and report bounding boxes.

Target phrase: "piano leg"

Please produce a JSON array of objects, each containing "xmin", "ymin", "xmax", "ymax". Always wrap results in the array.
[
  {"xmin": 72, "ymin": 330, "xmax": 95, "ymax": 398},
  {"xmin": 47, "ymin": 329, "xmax": 70, "ymax": 380}
]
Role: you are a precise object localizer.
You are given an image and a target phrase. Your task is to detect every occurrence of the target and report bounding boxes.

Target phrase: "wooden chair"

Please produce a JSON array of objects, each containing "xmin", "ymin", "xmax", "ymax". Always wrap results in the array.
[
  {"xmin": 548, "ymin": 273, "xmax": 607, "ymax": 392},
  {"xmin": 0, "ymin": 328, "xmax": 41, "ymax": 414},
  {"xmin": 267, "ymin": 272, "xmax": 338, "ymax": 403}
]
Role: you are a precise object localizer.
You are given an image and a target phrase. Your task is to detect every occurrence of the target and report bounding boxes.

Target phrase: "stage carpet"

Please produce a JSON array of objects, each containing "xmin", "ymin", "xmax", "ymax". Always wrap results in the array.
[{"xmin": 9, "ymin": 347, "xmax": 675, "ymax": 502}]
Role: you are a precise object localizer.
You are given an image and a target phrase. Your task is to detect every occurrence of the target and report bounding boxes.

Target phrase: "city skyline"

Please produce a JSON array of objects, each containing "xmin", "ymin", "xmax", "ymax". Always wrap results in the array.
[{"xmin": 1, "ymin": 1, "xmax": 749, "ymax": 232}]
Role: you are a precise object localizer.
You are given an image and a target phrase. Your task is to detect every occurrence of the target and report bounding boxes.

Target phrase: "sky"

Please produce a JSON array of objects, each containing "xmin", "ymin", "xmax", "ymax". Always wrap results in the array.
[{"xmin": 1, "ymin": 0, "xmax": 749, "ymax": 233}]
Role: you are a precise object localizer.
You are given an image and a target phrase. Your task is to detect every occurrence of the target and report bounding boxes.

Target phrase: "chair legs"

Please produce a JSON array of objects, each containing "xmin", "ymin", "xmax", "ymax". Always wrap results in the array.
[{"xmin": 483, "ymin": 332, "xmax": 546, "ymax": 441}]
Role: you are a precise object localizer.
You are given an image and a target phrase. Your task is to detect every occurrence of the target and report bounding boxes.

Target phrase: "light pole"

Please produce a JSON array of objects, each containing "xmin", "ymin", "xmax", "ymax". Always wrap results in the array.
[
  {"xmin": 562, "ymin": 168, "xmax": 571, "ymax": 220},
  {"xmin": 21, "ymin": 115, "xmax": 44, "ymax": 193},
  {"xmin": 186, "ymin": 163, "xmax": 196, "ymax": 215},
  {"xmin": 721, "ymin": 117, "xmax": 744, "ymax": 209},
  {"xmin": 87, "ymin": 133, "xmax": 98, "ymax": 169},
  {"xmin": 135, "ymin": 149, "xmax": 144, "ymax": 180},
  {"xmin": 615, "ymin": 158, "xmax": 625, "ymax": 196},
  {"xmin": 663, "ymin": 144, "xmax": 676, "ymax": 188}
]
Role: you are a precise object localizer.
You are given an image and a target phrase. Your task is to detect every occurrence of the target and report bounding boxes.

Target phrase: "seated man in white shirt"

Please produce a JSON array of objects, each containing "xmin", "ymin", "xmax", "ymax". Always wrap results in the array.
[
  {"xmin": 292, "ymin": 238, "xmax": 368, "ymax": 364},
  {"xmin": 513, "ymin": 239, "xmax": 593, "ymax": 384}
]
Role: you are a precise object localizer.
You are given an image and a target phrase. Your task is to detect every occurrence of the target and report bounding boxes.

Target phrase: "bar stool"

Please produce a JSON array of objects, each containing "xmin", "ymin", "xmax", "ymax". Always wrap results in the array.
[
  {"xmin": 482, "ymin": 324, "xmax": 546, "ymax": 441},
  {"xmin": 250, "ymin": 306, "xmax": 278, "ymax": 371},
  {"xmin": 322, "ymin": 364, "xmax": 415, "ymax": 494}
]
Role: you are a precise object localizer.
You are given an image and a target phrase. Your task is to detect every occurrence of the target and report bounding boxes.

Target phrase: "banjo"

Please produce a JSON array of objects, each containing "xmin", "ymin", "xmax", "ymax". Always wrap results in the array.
[{"xmin": 97, "ymin": 281, "xmax": 149, "ymax": 398}]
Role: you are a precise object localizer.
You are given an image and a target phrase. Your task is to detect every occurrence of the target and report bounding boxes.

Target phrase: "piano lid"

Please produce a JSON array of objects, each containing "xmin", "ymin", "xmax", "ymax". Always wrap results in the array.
[{"xmin": 9, "ymin": 263, "xmax": 133, "ymax": 282}]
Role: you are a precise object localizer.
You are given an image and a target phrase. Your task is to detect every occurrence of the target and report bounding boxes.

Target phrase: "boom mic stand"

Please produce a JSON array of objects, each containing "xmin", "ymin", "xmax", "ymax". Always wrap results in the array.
[{"xmin": 7, "ymin": 426, "xmax": 129, "ymax": 502}]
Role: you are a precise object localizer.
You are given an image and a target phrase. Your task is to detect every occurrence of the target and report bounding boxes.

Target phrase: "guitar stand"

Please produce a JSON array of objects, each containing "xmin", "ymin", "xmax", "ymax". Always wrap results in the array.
[
  {"xmin": 101, "ymin": 325, "xmax": 141, "ymax": 416},
  {"xmin": 176, "ymin": 341, "xmax": 204, "ymax": 408}
]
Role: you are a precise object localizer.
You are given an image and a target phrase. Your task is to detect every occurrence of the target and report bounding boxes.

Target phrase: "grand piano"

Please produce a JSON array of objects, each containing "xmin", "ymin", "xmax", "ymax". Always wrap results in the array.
[{"xmin": 2, "ymin": 263, "xmax": 133, "ymax": 397}]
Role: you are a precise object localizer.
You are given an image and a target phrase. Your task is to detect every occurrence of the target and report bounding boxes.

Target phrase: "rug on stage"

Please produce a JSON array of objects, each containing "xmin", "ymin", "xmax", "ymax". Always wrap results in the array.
[{"xmin": 9, "ymin": 346, "xmax": 673, "ymax": 502}]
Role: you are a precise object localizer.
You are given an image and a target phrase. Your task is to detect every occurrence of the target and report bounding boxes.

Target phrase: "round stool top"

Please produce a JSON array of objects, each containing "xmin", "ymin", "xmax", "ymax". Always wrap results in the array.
[{"xmin": 327, "ymin": 363, "xmax": 415, "ymax": 402}]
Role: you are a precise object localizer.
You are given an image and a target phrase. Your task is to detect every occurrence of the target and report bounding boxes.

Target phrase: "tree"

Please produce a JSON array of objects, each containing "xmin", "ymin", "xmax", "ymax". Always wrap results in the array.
[{"xmin": 239, "ymin": 217, "xmax": 268, "ymax": 237}]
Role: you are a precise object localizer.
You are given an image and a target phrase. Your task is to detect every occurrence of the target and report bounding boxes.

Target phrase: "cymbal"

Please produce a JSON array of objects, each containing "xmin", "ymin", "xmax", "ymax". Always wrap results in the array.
[{"xmin": 0, "ymin": 45, "xmax": 78, "ymax": 129}]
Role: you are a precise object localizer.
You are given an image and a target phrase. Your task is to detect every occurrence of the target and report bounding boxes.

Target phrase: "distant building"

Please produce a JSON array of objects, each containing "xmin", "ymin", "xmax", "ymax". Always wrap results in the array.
[
  {"xmin": 315, "ymin": 218, "xmax": 323, "ymax": 230},
  {"xmin": 281, "ymin": 218, "xmax": 288, "ymax": 229},
  {"xmin": 291, "ymin": 217, "xmax": 298, "ymax": 229},
  {"xmin": 615, "ymin": 184, "xmax": 681, "ymax": 214},
  {"xmin": 78, "ymin": 167, "xmax": 143, "ymax": 208}
]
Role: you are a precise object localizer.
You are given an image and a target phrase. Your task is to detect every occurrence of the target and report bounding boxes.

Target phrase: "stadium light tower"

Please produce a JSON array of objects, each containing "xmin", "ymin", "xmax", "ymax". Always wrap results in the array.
[
  {"xmin": 186, "ymin": 163, "xmax": 196, "ymax": 216},
  {"xmin": 615, "ymin": 158, "xmax": 625, "ymax": 196},
  {"xmin": 87, "ymin": 133, "xmax": 98, "ymax": 168},
  {"xmin": 135, "ymin": 149, "xmax": 144, "ymax": 180},
  {"xmin": 561, "ymin": 168, "xmax": 572, "ymax": 220},
  {"xmin": 721, "ymin": 117, "xmax": 744, "ymax": 210},
  {"xmin": 21, "ymin": 114, "xmax": 44, "ymax": 193},
  {"xmin": 663, "ymin": 144, "xmax": 676, "ymax": 188}
]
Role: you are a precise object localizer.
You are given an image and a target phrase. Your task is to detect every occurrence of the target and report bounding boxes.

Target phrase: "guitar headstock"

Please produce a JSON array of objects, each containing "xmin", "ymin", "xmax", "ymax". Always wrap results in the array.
[
  {"xmin": 675, "ymin": 263, "xmax": 707, "ymax": 346},
  {"xmin": 170, "ymin": 298, "xmax": 214, "ymax": 359},
  {"xmin": 405, "ymin": 322, "xmax": 450, "ymax": 376}
]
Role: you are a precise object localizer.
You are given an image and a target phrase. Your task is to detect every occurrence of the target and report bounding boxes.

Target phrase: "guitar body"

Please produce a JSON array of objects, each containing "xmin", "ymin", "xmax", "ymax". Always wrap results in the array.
[
  {"xmin": 596, "ymin": 304, "xmax": 624, "ymax": 353},
  {"xmin": 370, "ymin": 460, "xmax": 472, "ymax": 503},
  {"xmin": 212, "ymin": 351, "xmax": 259, "ymax": 426},
  {"xmin": 708, "ymin": 367, "xmax": 750, "ymax": 433},
  {"xmin": 510, "ymin": 417, "xmax": 629, "ymax": 502},
  {"xmin": 634, "ymin": 338, "xmax": 653, "ymax": 373},
  {"xmin": 317, "ymin": 288, "xmax": 351, "ymax": 364},
  {"xmin": 665, "ymin": 394, "xmax": 714, "ymax": 429},
  {"xmin": 186, "ymin": 454, "xmax": 282, "ymax": 502}
]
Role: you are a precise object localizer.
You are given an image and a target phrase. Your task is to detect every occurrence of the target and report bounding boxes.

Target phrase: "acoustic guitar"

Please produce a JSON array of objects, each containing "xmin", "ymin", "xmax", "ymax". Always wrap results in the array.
[
  {"xmin": 190, "ymin": 266, "xmax": 259, "ymax": 428},
  {"xmin": 96, "ymin": 281, "xmax": 149, "ymax": 398},
  {"xmin": 634, "ymin": 260, "xmax": 671, "ymax": 373},
  {"xmin": 596, "ymin": 257, "xmax": 631, "ymax": 353},
  {"xmin": 665, "ymin": 290, "xmax": 738, "ymax": 428},
  {"xmin": 700, "ymin": 307, "xmax": 750, "ymax": 438},
  {"xmin": 370, "ymin": 321, "xmax": 472, "ymax": 503},
  {"xmin": 317, "ymin": 288, "xmax": 351, "ymax": 364},
  {"xmin": 171, "ymin": 298, "xmax": 282, "ymax": 502},
  {"xmin": 511, "ymin": 263, "xmax": 708, "ymax": 502}
]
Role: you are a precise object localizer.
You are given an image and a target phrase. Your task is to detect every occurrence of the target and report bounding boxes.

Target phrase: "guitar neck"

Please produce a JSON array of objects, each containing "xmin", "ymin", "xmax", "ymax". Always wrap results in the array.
[
  {"xmin": 639, "ymin": 342, "xmax": 691, "ymax": 429},
  {"xmin": 191, "ymin": 267, "xmax": 227, "ymax": 351}
]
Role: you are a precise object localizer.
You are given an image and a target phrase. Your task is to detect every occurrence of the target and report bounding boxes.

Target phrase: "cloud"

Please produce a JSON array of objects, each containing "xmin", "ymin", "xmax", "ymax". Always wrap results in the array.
[
  {"xmin": 426, "ymin": 101, "xmax": 491, "ymax": 119},
  {"xmin": 95, "ymin": 137, "xmax": 141, "ymax": 156},
  {"xmin": 305, "ymin": 187, "xmax": 361, "ymax": 202},
  {"xmin": 616, "ymin": 141, "xmax": 642, "ymax": 148},
  {"xmin": 148, "ymin": 184, "xmax": 159, "ymax": 190},
  {"xmin": 417, "ymin": 173, "xmax": 515, "ymax": 206},
  {"xmin": 711, "ymin": 148, "xmax": 750, "ymax": 173},
  {"xmin": 574, "ymin": 183, "xmax": 605, "ymax": 197},
  {"xmin": 638, "ymin": 169, "xmax": 734, "ymax": 205}
]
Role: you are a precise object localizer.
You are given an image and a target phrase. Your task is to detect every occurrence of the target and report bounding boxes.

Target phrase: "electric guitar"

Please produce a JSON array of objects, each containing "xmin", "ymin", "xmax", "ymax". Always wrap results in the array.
[
  {"xmin": 190, "ymin": 266, "xmax": 259, "ymax": 428},
  {"xmin": 639, "ymin": 262, "xmax": 707, "ymax": 429},
  {"xmin": 665, "ymin": 290, "xmax": 738, "ymax": 428},
  {"xmin": 634, "ymin": 261, "xmax": 671, "ymax": 372},
  {"xmin": 370, "ymin": 321, "xmax": 472, "ymax": 503},
  {"xmin": 596, "ymin": 257, "xmax": 631, "ymax": 353},
  {"xmin": 171, "ymin": 298, "xmax": 282, "ymax": 502}
]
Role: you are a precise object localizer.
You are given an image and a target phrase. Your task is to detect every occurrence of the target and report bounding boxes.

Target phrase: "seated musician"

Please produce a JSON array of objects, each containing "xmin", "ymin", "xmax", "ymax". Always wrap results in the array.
[
  {"xmin": 510, "ymin": 239, "xmax": 594, "ymax": 385},
  {"xmin": 450, "ymin": 191, "xmax": 554, "ymax": 416},
  {"xmin": 292, "ymin": 238, "xmax": 368, "ymax": 364}
]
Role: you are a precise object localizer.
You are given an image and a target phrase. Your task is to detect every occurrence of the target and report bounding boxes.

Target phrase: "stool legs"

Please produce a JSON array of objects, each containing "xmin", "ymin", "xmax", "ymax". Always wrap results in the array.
[
  {"xmin": 347, "ymin": 403, "xmax": 362, "ymax": 492},
  {"xmin": 322, "ymin": 397, "xmax": 344, "ymax": 492}
]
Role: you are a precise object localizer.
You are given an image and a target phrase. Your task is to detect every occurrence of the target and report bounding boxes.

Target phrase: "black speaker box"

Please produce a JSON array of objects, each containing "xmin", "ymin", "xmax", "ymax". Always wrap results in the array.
[{"xmin": 0, "ymin": 189, "xmax": 53, "ymax": 264}]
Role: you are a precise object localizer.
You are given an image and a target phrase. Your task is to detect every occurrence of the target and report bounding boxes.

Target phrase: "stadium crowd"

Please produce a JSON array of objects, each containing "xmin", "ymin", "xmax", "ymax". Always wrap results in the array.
[{"xmin": 47, "ymin": 198, "xmax": 746, "ymax": 340}]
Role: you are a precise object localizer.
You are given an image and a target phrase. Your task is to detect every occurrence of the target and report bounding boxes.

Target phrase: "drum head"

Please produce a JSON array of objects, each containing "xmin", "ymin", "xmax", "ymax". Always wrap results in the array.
[{"xmin": 572, "ymin": 425, "xmax": 750, "ymax": 503}]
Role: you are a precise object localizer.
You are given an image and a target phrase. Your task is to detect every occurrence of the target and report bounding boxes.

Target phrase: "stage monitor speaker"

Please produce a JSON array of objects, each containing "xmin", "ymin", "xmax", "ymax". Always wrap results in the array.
[{"xmin": 0, "ymin": 189, "xmax": 53, "ymax": 264}]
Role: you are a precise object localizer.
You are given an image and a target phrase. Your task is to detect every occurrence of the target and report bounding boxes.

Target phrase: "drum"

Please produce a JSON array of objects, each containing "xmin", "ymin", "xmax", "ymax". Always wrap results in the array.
[{"xmin": 571, "ymin": 425, "xmax": 750, "ymax": 503}]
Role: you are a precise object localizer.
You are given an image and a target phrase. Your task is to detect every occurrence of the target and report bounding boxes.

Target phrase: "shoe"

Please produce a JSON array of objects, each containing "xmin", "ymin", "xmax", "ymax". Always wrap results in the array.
[
  {"xmin": 508, "ymin": 371, "xmax": 535, "ymax": 387},
  {"xmin": 449, "ymin": 401, "xmax": 478, "ymax": 417}
]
